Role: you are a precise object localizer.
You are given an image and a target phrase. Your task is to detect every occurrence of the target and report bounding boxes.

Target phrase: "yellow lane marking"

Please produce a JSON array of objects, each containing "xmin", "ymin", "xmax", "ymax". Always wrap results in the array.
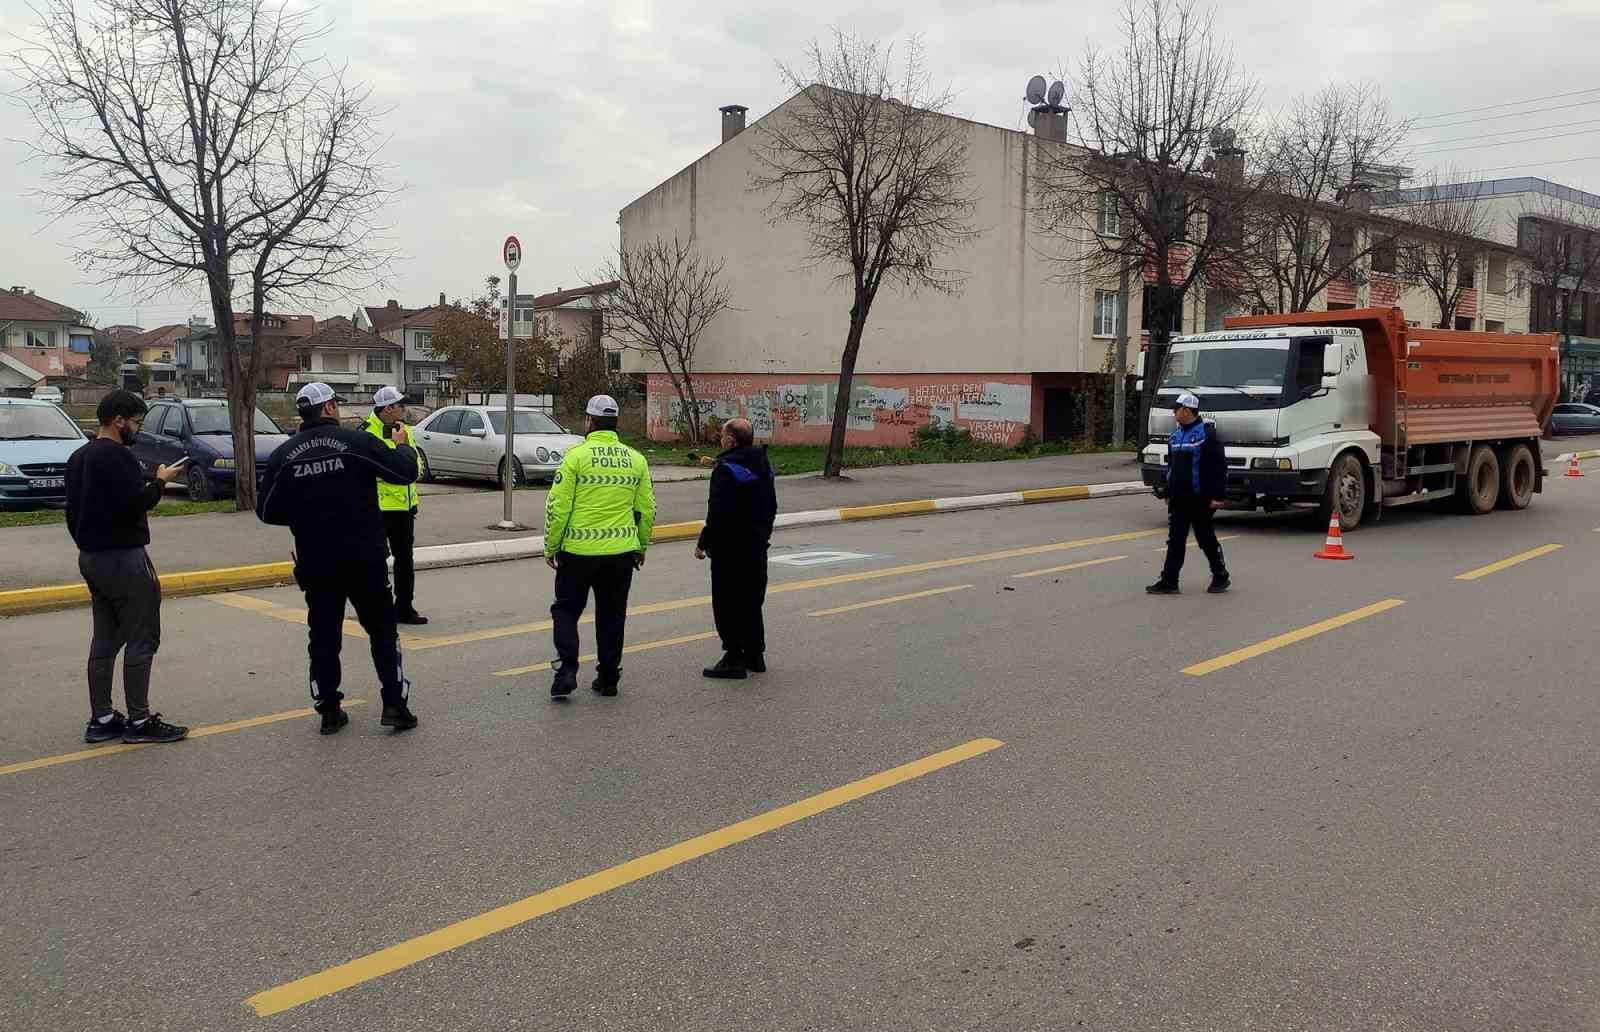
[
  {"xmin": 245, "ymin": 737, "xmax": 1005, "ymax": 1017},
  {"xmin": 807, "ymin": 584, "xmax": 972, "ymax": 617},
  {"xmin": 493, "ymin": 631, "xmax": 721, "ymax": 677},
  {"xmin": 409, "ymin": 595, "xmax": 713, "ymax": 650},
  {"xmin": 1183, "ymin": 599, "xmax": 1406, "ymax": 677},
  {"xmin": 1455, "ymin": 544, "xmax": 1564, "ymax": 581},
  {"xmin": 1011, "ymin": 555, "xmax": 1128, "ymax": 579},
  {"xmin": 208, "ymin": 593, "xmax": 375, "ymax": 641},
  {"xmin": 1147, "ymin": 534, "xmax": 1240, "ymax": 553},
  {"xmin": 0, "ymin": 701, "xmax": 368, "ymax": 778}
]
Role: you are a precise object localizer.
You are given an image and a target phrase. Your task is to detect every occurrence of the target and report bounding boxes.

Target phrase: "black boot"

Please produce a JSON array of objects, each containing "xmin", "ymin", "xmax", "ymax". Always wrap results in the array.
[
  {"xmin": 745, "ymin": 653, "xmax": 766, "ymax": 673},
  {"xmin": 702, "ymin": 652, "xmax": 748, "ymax": 680},
  {"xmin": 550, "ymin": 665, "xmax": 578, "ymax": 699},
  {"xmin": 380, "ymin": 704, "xmax": 418, "ymax": 731},
  {"xmin": 319, "ymin": 706, "xmax": 349, "ymax": 735},
  {"xmin": 397, "ymin": 608, "xmax": 429, "ymax": 626},
  {"xmin": 1207, "ymin": 573, "xmax": 1231, "ymax": 594},
  {"xmin": 591, "ymin": 670, "xmax": 620, "ymax": 697},
  {"xmin": 1146, "ymin": 580, "xmax": 1180, "ymax": 595}
]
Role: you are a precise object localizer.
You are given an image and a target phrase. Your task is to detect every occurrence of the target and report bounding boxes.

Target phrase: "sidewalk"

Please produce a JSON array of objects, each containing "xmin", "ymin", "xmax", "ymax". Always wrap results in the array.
[{"xmin": 0, "ymin": 452, "xmax": 1140, "ymax": 591}]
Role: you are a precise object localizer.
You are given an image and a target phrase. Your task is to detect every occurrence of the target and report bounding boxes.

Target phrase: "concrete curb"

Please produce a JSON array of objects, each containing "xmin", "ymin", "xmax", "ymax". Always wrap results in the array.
[{"xmin": 0, "ymin": 479, "xmax": 1149, "ymax": 617}]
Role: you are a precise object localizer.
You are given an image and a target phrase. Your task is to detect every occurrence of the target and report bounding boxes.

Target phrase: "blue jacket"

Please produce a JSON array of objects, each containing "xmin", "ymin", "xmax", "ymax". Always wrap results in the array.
[
  {"xmin": 1167, "ymin": 419, "xmax": 1227, "ymax": 501},
  {"xmin": 696, "ymin": 444, "xmax": 777, "ymax": 553}
]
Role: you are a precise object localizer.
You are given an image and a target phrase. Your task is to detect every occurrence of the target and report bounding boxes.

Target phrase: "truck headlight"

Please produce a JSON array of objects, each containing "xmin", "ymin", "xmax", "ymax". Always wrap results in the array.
[
  {"xmin": 1143, "ymin": 451, "xmax": 1163, "ymax": 465},
  {"xmin": 1251, "ymin": 458, "xmax": 1292, "ymax": 470}
]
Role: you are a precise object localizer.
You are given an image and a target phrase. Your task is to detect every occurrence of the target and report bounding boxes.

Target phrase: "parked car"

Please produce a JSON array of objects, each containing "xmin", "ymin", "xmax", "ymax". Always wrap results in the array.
[
  {"xmin": 412, "ymin": 405, "xmax": 583, "ymax": 485},
  {"xmin": 30, "ymin": 385, "xmax": 64, "ymax": 404},
  {"xmin": 0, "ymin": 398, "xmax": 88, "ymax": 508},
  {"xmin": 1550, "ymin": 403, "xmax": 1600, "ymax": 436},
  {"xmin": 131, "ymin": 399, "xmax": 290, "ymax": 501}
]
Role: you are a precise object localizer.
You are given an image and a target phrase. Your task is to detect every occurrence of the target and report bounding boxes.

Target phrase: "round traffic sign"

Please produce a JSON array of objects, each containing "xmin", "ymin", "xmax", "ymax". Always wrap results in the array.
[{"xmin": 503, "ymin": 235, "xmax": 522, "ymax": 272}]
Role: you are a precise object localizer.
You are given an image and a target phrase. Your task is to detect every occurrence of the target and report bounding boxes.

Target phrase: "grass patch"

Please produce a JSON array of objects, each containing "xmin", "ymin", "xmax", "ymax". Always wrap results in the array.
[
  {"xmin": 624, "ymin": 434, "xmax": 1132, "ymax": 476},
  {"xmin": 0, "ymin": 498, "xmax": 236, "ymax": 529}
]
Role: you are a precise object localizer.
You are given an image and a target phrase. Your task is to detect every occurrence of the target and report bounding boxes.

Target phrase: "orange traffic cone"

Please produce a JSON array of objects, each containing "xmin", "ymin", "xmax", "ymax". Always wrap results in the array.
[
  {"xmin": 1565, "ymin": 454, "xmax": 1585, "ymax": 478},
  {"xmin": 1314, "ymin": 513, "xmax": 1353, "ymax": 560}
]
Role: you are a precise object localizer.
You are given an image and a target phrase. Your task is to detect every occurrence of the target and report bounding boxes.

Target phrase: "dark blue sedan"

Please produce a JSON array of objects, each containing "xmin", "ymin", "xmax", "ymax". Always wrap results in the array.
[{"xmin": 132, "ymin": 399, "xmax": 289, "ymax": 501}]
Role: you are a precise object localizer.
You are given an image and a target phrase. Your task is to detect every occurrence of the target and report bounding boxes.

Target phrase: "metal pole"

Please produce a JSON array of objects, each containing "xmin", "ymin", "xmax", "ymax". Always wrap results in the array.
[
  {"xmin": 1113, "ymin": 263, "xmax": 1130, "ymax": 446},
  {"xmin": 498, "ymin": 270, "xmax": 517, "ymax": 529}
]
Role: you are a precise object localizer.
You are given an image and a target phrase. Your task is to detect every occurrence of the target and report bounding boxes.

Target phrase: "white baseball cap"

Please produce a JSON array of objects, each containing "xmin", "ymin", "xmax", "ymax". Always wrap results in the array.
[
  {"xmin": 585, "ymin": 394, "xmax": 620, "ymax": 417},
  {"xmin": 295, "ymin": 382, "xmax": 346, "ymax": 407},
  {"xmin": 1174, "ymin": 391, "xmax": 1202, "ymax": 412},
  {"xmin": 372, "ymin": 385, "xmax": 406, "ymax": 408}
]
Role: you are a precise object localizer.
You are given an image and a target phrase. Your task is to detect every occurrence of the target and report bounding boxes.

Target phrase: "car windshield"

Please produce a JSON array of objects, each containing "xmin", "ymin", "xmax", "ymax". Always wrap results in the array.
[
  {"xmin": 188, "ymin": 405, "xmax": 281, "ymax": 434},
  {"xmin": 0, "ymin": 404, "xmax": 82, "ymax": 440},
  {"xmin": 487, "ymin": 411, "xmax": 564, "ymax": 435},
  {"xmin": 1161, "ymin": 344, "xmax": 1289, "ymax": 390}
]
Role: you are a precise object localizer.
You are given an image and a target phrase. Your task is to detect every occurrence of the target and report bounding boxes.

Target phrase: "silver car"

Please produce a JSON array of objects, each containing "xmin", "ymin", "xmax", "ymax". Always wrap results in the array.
[{"xmin": 413, "ymin": 405, "xmax": 583, "ymax": 486}]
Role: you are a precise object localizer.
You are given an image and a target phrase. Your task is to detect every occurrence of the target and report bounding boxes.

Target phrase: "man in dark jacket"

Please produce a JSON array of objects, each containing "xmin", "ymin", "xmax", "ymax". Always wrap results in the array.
[
  {"xmin": 695, "ymin": 418, "xmax": 778, "ymax": 679},
  {"xmin": 256, "ymin": 382, "xmax": 421, "ymax": 734},
  {"xmin": 1149, "ymin": 392, "xmax": 1231, "ymax": 595},
  {"xmin": 66, "ymin": 389, "xmax": 189, "ymax": 744}
]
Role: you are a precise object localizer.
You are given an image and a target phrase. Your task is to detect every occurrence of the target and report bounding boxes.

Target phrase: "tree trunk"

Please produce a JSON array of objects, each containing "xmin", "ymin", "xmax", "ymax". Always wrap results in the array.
[
  {"xmin": 824, "ymin": 305, "xmax": 870, "ymax": 479},
  {"xmin": 666, "ymin": 369, "xmax": 696, "ymax": 443},
  {"xmin": 680, "ymin": 367, "xmax": 705, "ymax": 444},
  {"xmin": 1136, "ymin": 279, "xmax": 1179, "ymax": 449}
]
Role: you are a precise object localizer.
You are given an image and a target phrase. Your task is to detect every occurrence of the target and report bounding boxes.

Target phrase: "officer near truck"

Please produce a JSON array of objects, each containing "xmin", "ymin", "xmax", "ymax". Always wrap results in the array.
[
  {"xmin": 364, "ymin": 386, "xmax": 427, "ymax": 626},
  {"xmin": 1148, "ymin": 391, "xmax": 1232, "ymax": 596}
]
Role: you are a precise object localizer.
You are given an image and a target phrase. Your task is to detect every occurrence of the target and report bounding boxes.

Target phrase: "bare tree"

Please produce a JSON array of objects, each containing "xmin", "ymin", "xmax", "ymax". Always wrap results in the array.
[
  {"xmin": 1518, "ymin": 193, "xmax": 1600, "ymax": 395},
  {"xmin": 1394, "ymin": 175, "xmax": 1492, "ymax": 328},
  {"xmin": 753, "ymin": 32, "xmax": 977, "ymax": 477},
  {"xmin": 1035, "ymin": 0, "xmax": 1259, "ymax": 445},
  {"xmin": 599, "ymin": 236, "xmax": 732, "ymax": 443},
  {"xmin": 1240, "ymin": 82, "xmax": 1411, "ymax": 313},
  {"xmin": 17, "ymin": 0, "xmax": 392, "ymax": 510}
]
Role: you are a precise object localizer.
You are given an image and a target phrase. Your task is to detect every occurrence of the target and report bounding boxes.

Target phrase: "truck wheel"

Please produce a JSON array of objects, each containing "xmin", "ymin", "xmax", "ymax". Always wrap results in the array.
[
  {"xmin": 1462, "ymin": 444, "xmax": 1501, "ymax": 515},
  {"xmin": 1319, "ymin": 452, "xmax": 1366, "ymax": 532},
  {"xmin": 1498, "ymin": 444, "xmax": 1535, "ymax": 510}
]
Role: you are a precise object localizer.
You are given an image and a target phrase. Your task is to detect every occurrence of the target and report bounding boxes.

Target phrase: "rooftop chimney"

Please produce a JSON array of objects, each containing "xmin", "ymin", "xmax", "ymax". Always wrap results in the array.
[
  {"xmin": 10, "ymin": 286, "xmax": 25, "ymax": 294},
  {"xmin": 1031, "ymin": 109, "xmax": 1068, "ymax": 144},
  {"xmin": 386, "ymin": 299, "xmax": 399, "ymax": 309},
  {"xmin": 720, "ymin": 104, "xmax": 748, "ymax": 144},
  {"xmin": 439, "ymin": 292, "xmax": 446, "ymax": 306},
  {"xmin": 1344, "ymin": 182, "xmax": 1374, "ymax": 213}
]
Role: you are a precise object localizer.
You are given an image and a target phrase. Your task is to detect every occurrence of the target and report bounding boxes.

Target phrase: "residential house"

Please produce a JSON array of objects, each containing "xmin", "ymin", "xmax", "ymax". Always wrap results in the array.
[
  {"xmin": 230, "ymin": 312, "xmax": 315, "ymax": 388},
  {"xmin": 175, "ymin": 319, "xmax": 214, "ymax": 392},
  {"xmin": 287, "ymin": 316, "xmax": 403, "ymax": 398},
  {"xmin": 361, "ymin": 295, "xmax": 459, "ymax": 398},
  {"xmin": 501, "ymin": 281, "xmax": 621, "ymax": 372},
  {"xmin": 127, "ymin": 324, "xmax": 188, "ymax": 395},
  {"xmin": 0, "ymin": 286, "xmax": 94, "ymax": 378}
]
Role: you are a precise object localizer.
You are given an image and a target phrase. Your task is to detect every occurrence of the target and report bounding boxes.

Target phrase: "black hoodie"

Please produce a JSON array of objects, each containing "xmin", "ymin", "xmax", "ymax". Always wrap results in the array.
[{"xmin": 697, "ymin": 444, "xmax": 777, "ymax": 553}]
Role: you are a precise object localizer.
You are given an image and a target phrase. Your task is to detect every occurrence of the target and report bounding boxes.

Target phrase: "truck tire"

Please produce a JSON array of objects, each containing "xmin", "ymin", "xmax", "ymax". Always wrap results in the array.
[
  {"xmin": 1317, "ymin": 452, "xmax": 1366, "ymax": 532},
  {"xmin": 1498, "ymin": 444, "xmax": 1535, "ymax": 510},
  {"xmin": 1462, "ymin": 444, "xmax": 1500, "ymax": 515}
]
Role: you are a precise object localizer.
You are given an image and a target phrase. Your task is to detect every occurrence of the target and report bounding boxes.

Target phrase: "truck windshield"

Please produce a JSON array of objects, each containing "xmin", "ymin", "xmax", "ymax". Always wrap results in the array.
[{"xmin": 1161, "ymin": 344, "xmax": 1289, "ymax": 390}]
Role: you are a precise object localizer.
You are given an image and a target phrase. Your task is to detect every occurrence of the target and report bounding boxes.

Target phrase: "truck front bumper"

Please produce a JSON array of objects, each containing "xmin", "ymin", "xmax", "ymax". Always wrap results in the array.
[{"xmin": 1142, "ymin": 466, "xmax": 1329, "ymax": 505}]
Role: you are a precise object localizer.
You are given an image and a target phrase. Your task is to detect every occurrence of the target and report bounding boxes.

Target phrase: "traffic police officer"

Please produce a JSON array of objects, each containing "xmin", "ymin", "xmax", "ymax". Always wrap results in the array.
[
  {"xmin": 365, "ymin": 386, "xmax": 427, "ymax": 625},
  {"xmin": 543, "ymin": 394, "xmax": 657, "ymax": 699},
  {"xmin": 1148, "ymin": 391, "xmax": 1231, "ymax": 595},
  {"xmin": 257, "ymin": 382, "xmax": 422, "ymax": 734}
]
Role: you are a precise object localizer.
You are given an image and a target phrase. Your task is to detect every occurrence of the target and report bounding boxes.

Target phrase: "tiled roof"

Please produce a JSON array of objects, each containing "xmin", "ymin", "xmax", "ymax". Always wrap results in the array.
[
  {"xmin": 398, "ymin": 305, "xmax": 449, "ymax": 329},
  {"xmin": 232, "ymin": 312, "xmax": 315, "ymax": 338},
  {"xmin": 526, "ymin": 281, "xmax": 620, "ymax": 309},
  {"xmin": 365, "ymin": 304, "xmax": 422, "ymax": 331},
  {"xmin": 294, "ymin": 316, "xmax": 401, "ymax": 351},
  {"xmin": 0, "ymin": 288, "xmax": 84, "ymax": 323},
  {"xmin": 127, "ymin": 324, "xmax": 186, "ymax": 350}
]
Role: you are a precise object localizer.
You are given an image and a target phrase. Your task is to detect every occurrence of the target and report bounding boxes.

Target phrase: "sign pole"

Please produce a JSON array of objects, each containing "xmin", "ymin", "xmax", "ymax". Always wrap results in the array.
[{"xmin": 496, "ymin": 235, "xmax": 523, "ymax": 531}]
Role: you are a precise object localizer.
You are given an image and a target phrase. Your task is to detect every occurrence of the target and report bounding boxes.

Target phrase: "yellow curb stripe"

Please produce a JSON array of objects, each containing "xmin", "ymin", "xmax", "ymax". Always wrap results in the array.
[
  {"xmin": 492, "ymin": 631, "xmax": 720, "ymax": 677},
  {"xmin": 245, "ymin": 737, "xmax": 1005, "ymax": 1017},
  {"xmin": 1183, "ymin": 599, "xmax": 1405, "ymax": 676},
  {"xmin": 0, "ymin": 701, "xmax": 367, "ymax": 778},
  {"xmin": 839, "ymin": 499, "xmax": 939, "ymax": 521},
  {"xmin": 0, "ymin": 561, "xmax": 295, "ymax": 617},
  {"xmin": 807, "ymin": 584, "xmax": 972, "ymax": 617},
  {"xmin": 649, "ymin": 521, "xmax": 704, "ymax": 543},
  {"xmin": 1021, "ymin": 485, "xmax": 1091, "ymax": 503},
  {"xmin": 1011, "ymin": 555, "xmax": 1128, "ymax": 579},
  {"xmin": 1454, "ymin": 543, "xmax": 1563, "ymax": 581}
]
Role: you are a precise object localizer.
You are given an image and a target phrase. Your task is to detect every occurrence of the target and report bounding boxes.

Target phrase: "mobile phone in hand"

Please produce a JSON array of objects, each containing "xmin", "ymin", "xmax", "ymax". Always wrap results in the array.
[{"xmin": 167, "ymin": 455, "xmax": 191, "ymax": 470}]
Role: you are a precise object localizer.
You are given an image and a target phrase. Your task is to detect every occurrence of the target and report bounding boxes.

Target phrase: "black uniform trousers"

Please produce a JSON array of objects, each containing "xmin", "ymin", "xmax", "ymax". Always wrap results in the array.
[
  {"xmin": 551, "ymin": 552, "xmax": 636, "ymax": 682},
  {"xmin": 301, "ymin": 558, "xmax": 409, "ymax": 711},
  {"xmin": 710, "ymin": 546, "xmax": 768, "ymax": 659},
  {"xmin": 382, "ymin": 508, "xmax": 416, "ymax": 611},
  {"xmin": 1161, "ymin": 494, "xmax": 1229, "ymax": 584}
]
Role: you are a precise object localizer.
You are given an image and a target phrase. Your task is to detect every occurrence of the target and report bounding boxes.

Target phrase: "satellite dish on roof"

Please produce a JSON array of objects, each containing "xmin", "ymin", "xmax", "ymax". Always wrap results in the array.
[
  {"xmin": 1027, "ymin": 109, "xmax": 1039, "ymax": 129},
  {"xmin": 1047, "ymin": 80, "xmax": 1066, "ymax": 107},
  {"xmin": 1025, "ymin": 75, "xmax": 1047, "ymax": 106}
]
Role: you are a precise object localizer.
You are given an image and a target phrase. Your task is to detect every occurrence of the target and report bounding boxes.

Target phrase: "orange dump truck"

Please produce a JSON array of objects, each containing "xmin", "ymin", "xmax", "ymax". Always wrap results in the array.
[{"xmin": 1142, "ymin": 307, "xmax": 1560, "ymax": 529}]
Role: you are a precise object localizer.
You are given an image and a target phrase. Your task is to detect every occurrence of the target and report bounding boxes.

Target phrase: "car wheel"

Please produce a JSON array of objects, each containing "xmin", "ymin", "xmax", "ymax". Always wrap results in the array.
[
  {"xmin": 499, "ymin": 457, "xmax": 526, "ymax": 487},
  {"xmin": 418, "ymin": 448, "xmax": 433, "ymax": 484},
  {"xmin": 186, "ymin": 466, "xmax": 214, "ymax": 502}
]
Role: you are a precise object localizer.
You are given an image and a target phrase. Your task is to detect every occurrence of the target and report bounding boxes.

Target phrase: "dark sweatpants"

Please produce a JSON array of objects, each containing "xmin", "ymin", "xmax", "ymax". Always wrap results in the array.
[
  {"xmin": 1161, "ymin": 495, "xmax": 1229, "ymax": 585},
  {"xmin": 79, "ymin": 547, "xmax": 161, "ymax": 721},
  {"xmin": 301, "ymin": 559, "xmax": 409, "ymax": 711},
  {"xmin": 711, "ymin": 548, "xmax": 768, "ymax": 659},
  {"xmin": 551, "ymin": 552, "xmax": 636, "ymax": 682},
  {"xmin": 382, "ymin": 508, "xmax": 416, "ymax": 611}
]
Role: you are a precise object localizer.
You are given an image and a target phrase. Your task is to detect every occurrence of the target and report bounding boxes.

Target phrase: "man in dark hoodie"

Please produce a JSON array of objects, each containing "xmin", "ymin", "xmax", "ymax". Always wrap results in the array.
[
  {"xmin": 1148, "ymin": 391, "xmax": 1231, "ymax": 595},
  {"xmin": 695, "ymin": 418, "xmax": 778, "ymax": 679}
]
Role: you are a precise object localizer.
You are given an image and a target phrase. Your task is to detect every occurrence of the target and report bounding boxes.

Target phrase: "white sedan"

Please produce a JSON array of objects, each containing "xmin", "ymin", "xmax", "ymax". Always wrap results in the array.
[{"xmin": 412, "ymin": 405, "xmax": 584, "ymax": 486}]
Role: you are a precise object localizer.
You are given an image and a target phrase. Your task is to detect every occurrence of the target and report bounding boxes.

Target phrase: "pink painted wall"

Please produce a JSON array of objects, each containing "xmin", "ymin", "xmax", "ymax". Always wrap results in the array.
[{"xmin": 646, "ymin": 372, "xmax": 1035, "ymax": 447}]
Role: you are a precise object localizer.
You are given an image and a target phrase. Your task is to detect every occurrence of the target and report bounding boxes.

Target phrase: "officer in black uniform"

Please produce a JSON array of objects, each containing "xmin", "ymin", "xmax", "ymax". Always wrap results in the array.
[{"xmin": 256, "ymin": 382, "xmax": 422, "ymax": 734}]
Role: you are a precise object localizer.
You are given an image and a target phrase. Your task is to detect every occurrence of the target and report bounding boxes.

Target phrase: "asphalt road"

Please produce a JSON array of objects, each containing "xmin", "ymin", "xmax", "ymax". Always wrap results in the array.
[{"xmin": 3, "ymin": 470, "xmax": 1600, "ymax": 1030}]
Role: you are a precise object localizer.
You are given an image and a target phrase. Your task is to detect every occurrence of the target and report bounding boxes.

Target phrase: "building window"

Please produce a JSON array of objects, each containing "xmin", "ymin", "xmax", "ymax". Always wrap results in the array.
[
  {"xmin": 297, "ymin": 351, "xmax": 311, "ymax": 370},
  {"xmin": 1095, "ymin": 191, "xmax": 1121, "ymax": 237},
  {"xmin": 415, "ymin": 367, "xmax": 438, "ymax": 384},
  {"xmin": 25, "ymin": 328, "xmax": 55, "ymax": 349},
  {"xmin": 1486, "ymin": 320, "xmax": 1506, "ymax": 333},
  {"xmin": 1487, "ymin": 255, "xmax": 1508, "ymax": 294},
  {"xmin": 366, "ymin": 353, "xmax": 393, "ymax": 373},
  {"xmin": 1514, "ymin": 271, "xmax": 1526, "ymax": 298},
  {"xmin": 1458, "ymin": 255, "xmax": 1476, "ymax": 290},
  {"xmin": 321, "ymin": 352, "xmax": 349, "ymax": 373},
  {"xmin": 607, "ymin": 350, "xmax": 622, "ymax": 373},
  {"xmin": 1454, "ymin": 316, "xmax": 1473, "ymax": 331},
  {"xmin": 1093, "ymin": 289, "xmax": 1119, "ymax": 337},
  {"xmin": 1371, "ymin": 238, "xmax": 1397, "ymax": 274}
]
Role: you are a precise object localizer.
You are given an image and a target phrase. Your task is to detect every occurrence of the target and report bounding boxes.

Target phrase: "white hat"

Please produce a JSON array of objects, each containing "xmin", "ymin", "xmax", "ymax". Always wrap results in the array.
[
  {"xmin": 585, "ymin": 394, "xmax": 620, "ymax": 417},
  {"xmin": 372, "ymin": 385, "xmax": 406, "ymax": 408},
  {"xmin": 1174, "ymin": 391, "xmax": 1202, "ymax": 412},
  {"xmin": 295, "ymin": 382, "xmax": 346, "ymax": 407}
]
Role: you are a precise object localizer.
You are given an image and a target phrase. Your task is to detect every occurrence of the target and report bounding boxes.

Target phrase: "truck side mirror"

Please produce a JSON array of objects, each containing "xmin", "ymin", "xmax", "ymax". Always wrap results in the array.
[{"xmin": 1323, "ymin": 341, "xmax": 1344, "ymax": 378}]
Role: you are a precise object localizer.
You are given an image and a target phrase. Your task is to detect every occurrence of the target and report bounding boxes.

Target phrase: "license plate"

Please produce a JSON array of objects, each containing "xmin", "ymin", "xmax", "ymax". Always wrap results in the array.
[{"xmin": 30, "ymin": 477, "xmax": 65, "ymax": 489}]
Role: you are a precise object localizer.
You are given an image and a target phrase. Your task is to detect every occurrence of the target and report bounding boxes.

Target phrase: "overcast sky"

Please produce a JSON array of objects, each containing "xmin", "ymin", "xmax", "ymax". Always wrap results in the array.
[{"xmin": 2, "ymin": 0, "xmax": 1596, "ymax": 329}]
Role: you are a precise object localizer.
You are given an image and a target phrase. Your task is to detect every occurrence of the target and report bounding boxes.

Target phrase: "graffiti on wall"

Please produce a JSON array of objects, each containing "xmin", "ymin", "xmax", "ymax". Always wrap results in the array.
[{"xmin": 648, "ymin": 374, "xmax": 1033, "ymax": 446}]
